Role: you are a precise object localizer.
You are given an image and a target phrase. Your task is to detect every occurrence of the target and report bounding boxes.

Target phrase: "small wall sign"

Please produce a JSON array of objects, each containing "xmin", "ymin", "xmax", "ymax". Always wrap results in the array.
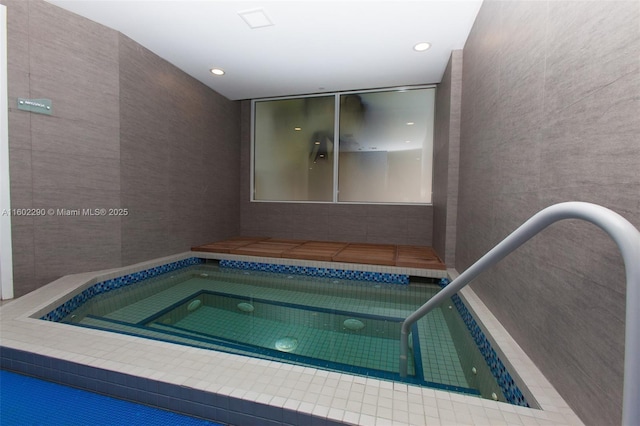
[{"xmin": 17, "ymin": 98, "xmax": 52, "ymax": 115}]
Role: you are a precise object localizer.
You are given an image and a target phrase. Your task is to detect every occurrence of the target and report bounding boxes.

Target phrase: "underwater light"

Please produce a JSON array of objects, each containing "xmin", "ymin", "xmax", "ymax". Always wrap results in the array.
[
  {"xmin": 343, "ymin": 318, "xmax": 365, "ymax": 331},
  {"xmin": 237, "ymin": 302, "xmax": 255, "ymax": 313},
  {"xmin": 275, "ymin": 337, "xmax": 298, "ymax": 352}
]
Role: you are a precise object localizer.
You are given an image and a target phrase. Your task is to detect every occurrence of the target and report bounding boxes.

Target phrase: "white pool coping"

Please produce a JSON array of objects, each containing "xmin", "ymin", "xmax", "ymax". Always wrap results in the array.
[{"xmin": 0, "ymin": 252, "xmax": 583, "ymax": 425}]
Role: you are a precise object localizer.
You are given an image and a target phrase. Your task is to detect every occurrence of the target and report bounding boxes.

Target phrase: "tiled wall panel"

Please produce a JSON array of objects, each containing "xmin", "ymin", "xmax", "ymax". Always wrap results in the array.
[
  {"xmin": 456, "ymin": 1, "xmax": 640, "ymax": 424},
  {"xmin": 119, "ymin": 34, "xmax": 240, "ymax": 266},
  {"xmin": 432, "ymin": 50, "xmax": 462, "ymax": 266},
  {"xmin": 5, "ymin": 0, "xmax": 35, "ymax": 294},
  {"xmin": 3, "ymin": 0, "xmax": 241, "ymax": 295},
  {"xmin": 3, "ymin": 0, "xmax": 122, "ymax": 295}
]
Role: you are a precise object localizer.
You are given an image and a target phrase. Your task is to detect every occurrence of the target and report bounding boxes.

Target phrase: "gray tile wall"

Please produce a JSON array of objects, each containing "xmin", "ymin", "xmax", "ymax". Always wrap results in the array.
[
  {"xmin": 119, "ymin": 35, "xmax": 240, "ymax": 265},
  {"xmin": 239, "ymin": 101, "xmax": 433, "ymax": 246},
  {"xmin": 4, "ymin": 0, "xmax": 121, "ymax": 295},
  {"xmin": 3, "ymin": 0, "xmax": 240, "ymax": 296},
  {"xmin": 457, "ymin": 1, "xmax": 640, "ymax": 424},
  {"xmin": 432, "ymin": 50, "xmax": 462, "ymax": 266}
]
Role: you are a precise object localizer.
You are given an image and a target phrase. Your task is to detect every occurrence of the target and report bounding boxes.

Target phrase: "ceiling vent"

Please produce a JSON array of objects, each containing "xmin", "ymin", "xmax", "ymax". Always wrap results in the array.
[{"xmin": 238, "ymin": 9, "xmax": 274, "ymax": 29}]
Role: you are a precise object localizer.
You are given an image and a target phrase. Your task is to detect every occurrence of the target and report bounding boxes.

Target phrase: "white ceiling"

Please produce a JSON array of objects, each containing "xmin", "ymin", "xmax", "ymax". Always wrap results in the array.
[{"xmin": 46, "ymin": 0, "xmax": 483, "ymax": 101}]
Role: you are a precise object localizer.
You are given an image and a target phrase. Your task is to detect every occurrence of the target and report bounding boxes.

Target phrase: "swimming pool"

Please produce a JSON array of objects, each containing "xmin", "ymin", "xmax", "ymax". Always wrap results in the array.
[
  {"xmin": 1, "ymin": 252, "xmax": 583, "ymax": 425},
  {"xmin": 41, "ymin": 257, "xmax": 527, "ymax": 406},
  {"xmin": 0, "ymin": 369, "xmax": 222, "ymax": 425}
]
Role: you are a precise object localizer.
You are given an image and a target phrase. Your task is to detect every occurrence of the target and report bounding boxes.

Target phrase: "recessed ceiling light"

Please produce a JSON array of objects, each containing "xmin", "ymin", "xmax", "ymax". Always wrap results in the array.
[
  {"xmin": 210, "ymin": 68, "xmax": 225, "ymax": 76},
  {"xmin": 413, "ymin": 42, "xmax": 431, "ymax": 52},
  {"xmin": 294, "ymin": 127, "xmax": 302, "ymax": 131},
  {"xmin": 314, "ymin": 141, "xmax": 320, "ymax": 145},
  {"xmin": 406, "ymin": 122, "xmax": 415, "ymax": 126}
]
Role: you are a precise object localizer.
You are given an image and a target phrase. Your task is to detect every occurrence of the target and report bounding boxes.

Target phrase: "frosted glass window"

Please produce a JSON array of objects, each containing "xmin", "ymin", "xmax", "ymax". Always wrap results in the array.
[
  {"xmin": 254, "ymin": 96, "xmax": 334, "ymax": 201},
  {"xmin": 252, "ymin": 87, "xmax": 434, "ymax": 204},
  {"xmin": 338, "ymin": 89, "xmax": 434, "ymax": 203}
]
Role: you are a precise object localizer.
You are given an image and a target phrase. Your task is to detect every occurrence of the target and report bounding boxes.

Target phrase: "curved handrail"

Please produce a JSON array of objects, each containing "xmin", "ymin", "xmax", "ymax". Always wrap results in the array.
[{"xmin": 399, "ymin": 202, "xmax": 640, "ymax": 425}]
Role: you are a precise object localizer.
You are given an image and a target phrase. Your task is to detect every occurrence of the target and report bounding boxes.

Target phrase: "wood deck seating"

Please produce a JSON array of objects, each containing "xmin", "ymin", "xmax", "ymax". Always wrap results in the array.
[{"xmin": 192, "ymin": 238, "xmax": 446, "ymax": 270}]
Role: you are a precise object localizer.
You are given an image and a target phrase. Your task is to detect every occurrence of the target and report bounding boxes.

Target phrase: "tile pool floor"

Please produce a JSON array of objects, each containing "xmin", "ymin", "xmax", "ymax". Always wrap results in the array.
[
  {"xmin": 83, "ymin": 268, "xmax": 466, "ymax": 389},
  {"xmin": 0, "ymin": 251, "xmax": 584, "ymax": 425}
]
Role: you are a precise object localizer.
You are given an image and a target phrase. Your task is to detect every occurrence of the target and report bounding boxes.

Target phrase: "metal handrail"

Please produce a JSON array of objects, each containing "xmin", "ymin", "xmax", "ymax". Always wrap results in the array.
[{"xmin": 399, "ymin": 202, "xmax": 640, "ymax": 425}]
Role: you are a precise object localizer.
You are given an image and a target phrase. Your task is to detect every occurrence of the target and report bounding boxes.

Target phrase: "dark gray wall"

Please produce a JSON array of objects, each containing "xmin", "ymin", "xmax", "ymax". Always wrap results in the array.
[
  {"xmin": 119, "ymin": 35, "xmax": 240, "ymax": 264},
  {"xmin": 457, "ymin": 1, "xmax": 639, "ymax": 425},
  {"xmin": 432, "ymin": 50, "xmax": 462, "ymax": 266},
  {"xmin": 4, "ymin": 0, "xmax": 240, "ymax": 296},
  {"xmin": 5, "ymin": 0, "xmax": 121, "ymax": 296},
  {"xmin": 239, "ymin": 101, "xmax": 433, "ymax": 246}
]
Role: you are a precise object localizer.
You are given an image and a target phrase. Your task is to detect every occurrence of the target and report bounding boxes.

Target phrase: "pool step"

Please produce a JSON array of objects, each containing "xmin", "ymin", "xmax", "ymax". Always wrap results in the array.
[
  {"xmin": 76, "ymin": 315, "xmax": 480, "ymax": 397},
  {"xmin": 78, "ymin": 315, "xmax": 286, "ymax": 363}
]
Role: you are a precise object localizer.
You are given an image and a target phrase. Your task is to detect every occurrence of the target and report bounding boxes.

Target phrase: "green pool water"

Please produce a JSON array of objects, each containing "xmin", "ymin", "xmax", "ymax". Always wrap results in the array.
[{"xmin": 60, "ymin": 264, "xmax": 504, "ymax": 400}]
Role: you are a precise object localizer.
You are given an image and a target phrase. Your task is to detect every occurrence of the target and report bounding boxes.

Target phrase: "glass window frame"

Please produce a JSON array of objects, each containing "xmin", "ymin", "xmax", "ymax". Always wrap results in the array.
[{"xmin": 250, "ymin": 85, "xmax": 436, "ymax": 205}]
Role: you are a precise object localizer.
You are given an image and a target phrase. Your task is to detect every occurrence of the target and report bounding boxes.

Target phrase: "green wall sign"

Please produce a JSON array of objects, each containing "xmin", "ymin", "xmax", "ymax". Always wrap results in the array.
[{"xmin": 17, "ymin": 98, "xmax": 52, "ymax": 115}]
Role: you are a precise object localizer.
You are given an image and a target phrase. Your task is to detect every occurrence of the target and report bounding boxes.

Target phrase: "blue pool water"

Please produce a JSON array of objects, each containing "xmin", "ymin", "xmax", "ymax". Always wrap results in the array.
[{"xmin": 0, "ymin": 370, "xmax": 223, "ymax": 425}]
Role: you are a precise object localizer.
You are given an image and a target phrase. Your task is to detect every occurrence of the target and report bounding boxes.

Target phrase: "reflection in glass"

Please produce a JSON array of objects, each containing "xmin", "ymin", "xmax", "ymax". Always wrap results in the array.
[
  {"xmin": 254, "ymin": 96, "xmax": 334, "ymax": 201},
  {"xmin": 337, "ymin": 89, "xmax": 434, "ymax": 203}
]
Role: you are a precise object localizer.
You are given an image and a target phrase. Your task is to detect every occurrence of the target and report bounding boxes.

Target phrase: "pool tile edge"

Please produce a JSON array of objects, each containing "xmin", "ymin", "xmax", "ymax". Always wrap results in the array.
[{"xmin": 0, "ymin": 253, "xmax": 583, "ymax": 426}]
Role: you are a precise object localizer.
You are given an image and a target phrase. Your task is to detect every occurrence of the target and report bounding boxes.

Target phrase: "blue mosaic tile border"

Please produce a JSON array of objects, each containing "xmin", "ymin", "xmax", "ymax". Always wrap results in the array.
[
  {"xmin": 440, "ymin": 278, "xmax": 529, "ymax": 407},
  {"xmin": 219, "ymin": 260, "xmax": 409, "ymax": 285},
  {"xmin": 40, "ymin": 257, "xmax": 205, "ymax": 323}
]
